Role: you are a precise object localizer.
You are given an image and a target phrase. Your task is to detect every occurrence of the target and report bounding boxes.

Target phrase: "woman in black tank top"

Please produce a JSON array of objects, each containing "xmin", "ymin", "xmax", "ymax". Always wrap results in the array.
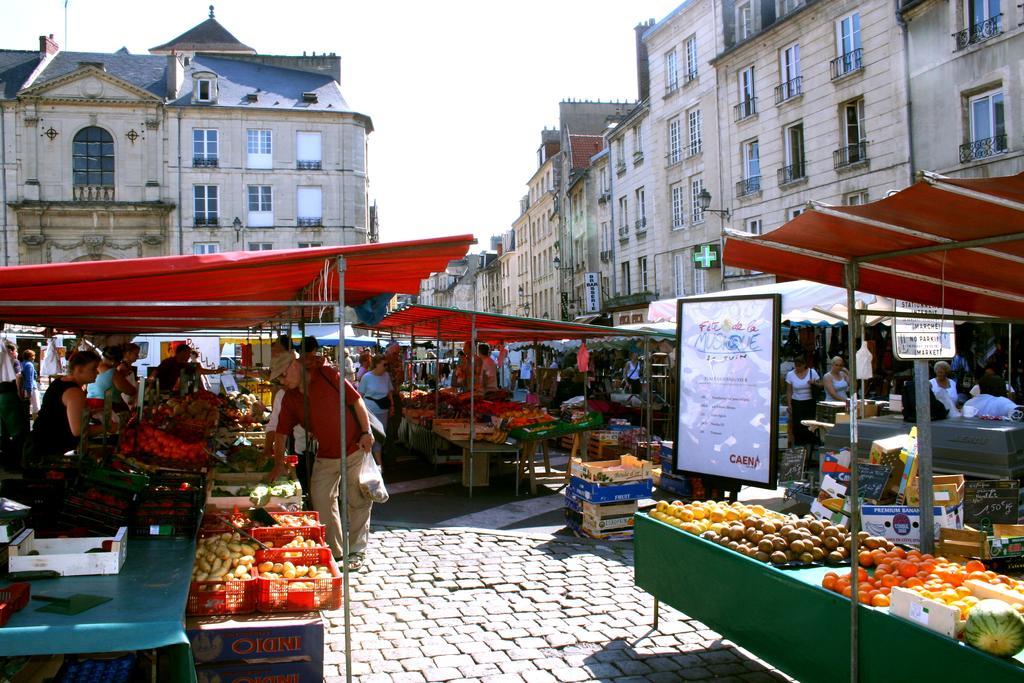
[{"xmin": 24, "ymin": 350, "xmax": 101, "ymax": 466}]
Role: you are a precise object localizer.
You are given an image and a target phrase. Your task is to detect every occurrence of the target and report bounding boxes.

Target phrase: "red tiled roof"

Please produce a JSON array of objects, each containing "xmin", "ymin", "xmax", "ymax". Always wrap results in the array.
[{"xmin": 569, "ymin": 135, "xmax": 604, "ymax": 170}]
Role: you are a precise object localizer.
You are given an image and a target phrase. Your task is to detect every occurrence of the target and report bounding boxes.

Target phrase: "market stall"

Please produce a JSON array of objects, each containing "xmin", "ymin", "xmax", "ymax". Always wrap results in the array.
[
  {"xmin": 632, "ymin": 171, "xmax": 1024, "ymax": 682},
  {"xmin": 0, "ymin": 235, "xmax": 474, "ymax": 682},
  {"xmin": 365, "ymin": 305, "xmax": 659, "ymax": 496}
]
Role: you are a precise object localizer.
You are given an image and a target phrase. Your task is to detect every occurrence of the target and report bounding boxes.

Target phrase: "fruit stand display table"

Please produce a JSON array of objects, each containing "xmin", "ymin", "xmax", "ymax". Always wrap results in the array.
[
  {"xmin": 447, "ymin": 439, "xmax": 523, "ymax": 490},
  {"xmin": 399, "ymin": 418, "xmax": 461, "ymax": 466},
  {"xmin": 0, "ymin": 538, "xmax": 198, "ymax": 682},
  {"xmin": 634, "ymin": 514, "xmax": 1024, "ymax": 682}
]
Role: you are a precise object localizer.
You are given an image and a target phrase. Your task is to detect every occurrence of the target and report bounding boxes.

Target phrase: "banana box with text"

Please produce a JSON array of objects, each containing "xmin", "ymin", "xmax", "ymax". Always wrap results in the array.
[{"xmin": 186, "ymin": 612, "xmax": 324, "ymax": 669}]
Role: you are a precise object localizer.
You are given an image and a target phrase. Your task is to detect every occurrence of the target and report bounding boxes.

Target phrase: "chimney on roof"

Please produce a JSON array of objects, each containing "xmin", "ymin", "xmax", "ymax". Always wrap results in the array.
[
  {"xmin": 635, "ymin": 20, "xmax": 654, "ymax": 102},
  {"xmin": 39, "ymin": 34, "xmax": 59, "ymax": 57},
  {"xmin": 166, "ymin": 53, "xmax": 184, "ymax": 99}
]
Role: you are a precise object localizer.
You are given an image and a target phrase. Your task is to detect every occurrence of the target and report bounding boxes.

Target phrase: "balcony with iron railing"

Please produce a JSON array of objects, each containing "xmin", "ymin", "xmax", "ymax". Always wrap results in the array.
[
  {"xmin": 618, "ymin": 225, "xmax": 630, "ymax": 240},
  {"xmin": 193, "ymin": 156, "xmax": 218, "ymax": 167},
  {"xmin": 194, "ymin": 216, "xmax": 219, "ymax": 227},
  {"xmin": 665, "ymin": 80, "xmax": 680, "ymax": 96},
  {"xmin": 686, "ymin": 141, "xmax": 703, "ymax": 158},
  {"xmin": 296, "ymin": 160, "xmax": 322, "ymax": 170},
  {"xmin": 954, "ymin": 14, "xmax": 1002, "ymax": 50},
  {"xmin": 600, "ymin": 249, "xmax": 611, "ymax": 262},
  {"xmin": 778, "ymin": 161, "xmax": 806, "ymax": 186},
  {"xmin": 959, "ymin": 134, "xmax": 1007, "ymax": 163},
  {"xmin": 833, "ymin": 141, "xmax": 869, "ymax": 169},
  {"xmin": 774, "ymin": 76, "xmax": 803, "ymax": 104},
  {"xmin": 830, "ymin": 48, "xmax": 863, "ymax": 80},
  {"xmin": 73, "ymin": 185, "xmax": 115, "ymax": 201},
  {"xmin": 684, "ymin": 69, "xmax": 698, "ymax": 85},
  {"xmin": 736, "ymin": 176, "xmax": 761, "ymax": 198},
  {"xmin": 635, "ymin": 218, "xmax": 647, "ymax": 234},
  {"xmin": 297, "ymin": 217, "xmax": 323, "ymax": 227},
  {"xmin": 616, "ymin": 161, "xmax": 627, "ymax": 174},
  {"xmin": 734, "ymin": 97, "xmax": 758, "ymax": 122}
]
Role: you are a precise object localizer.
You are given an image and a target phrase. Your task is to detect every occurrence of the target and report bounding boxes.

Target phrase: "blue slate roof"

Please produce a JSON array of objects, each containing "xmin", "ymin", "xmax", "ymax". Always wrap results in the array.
[
  {"xmin": 0, "ymin": 50, "xmax": 41, "ymax": 99},
  {"xmin": 31, "ymin": 50, "xmax": 167, "ymax": 98},
  {"xmin": 172, "ymin": 55, "xmax": 350, "ymax": 112}
]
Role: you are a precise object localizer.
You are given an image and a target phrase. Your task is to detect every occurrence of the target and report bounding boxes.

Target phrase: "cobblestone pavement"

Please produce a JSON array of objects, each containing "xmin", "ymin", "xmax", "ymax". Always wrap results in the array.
[{"xmin": 322, "ymin": 526, "xmax": 791, "ymax": 683}]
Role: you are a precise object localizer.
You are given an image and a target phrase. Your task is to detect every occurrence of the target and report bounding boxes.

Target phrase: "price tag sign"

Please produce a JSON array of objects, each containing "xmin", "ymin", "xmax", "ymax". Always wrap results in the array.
[
  {"xmin": 777, "ymin": 447, "xmax": 807, "ymax": 483},
  {"xmin": 965, "ymin": 480, "xmax": 1020, "ymax": 527},
  {"xmin": 857, "ymin": 463, "xmax": 894, "ymax": 503}
]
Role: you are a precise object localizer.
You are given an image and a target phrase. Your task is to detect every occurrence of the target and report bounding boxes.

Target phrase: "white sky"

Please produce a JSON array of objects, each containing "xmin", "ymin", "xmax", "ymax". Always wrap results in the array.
[{"xmin": 0, "ymin": 0, "xmax": 682, "ymax": 247}]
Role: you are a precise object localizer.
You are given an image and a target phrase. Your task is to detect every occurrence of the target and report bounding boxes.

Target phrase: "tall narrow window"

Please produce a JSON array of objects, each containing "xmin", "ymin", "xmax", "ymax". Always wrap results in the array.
[
  {"xmin": 963, "ymin": 90, "xmax": 1007, "ymax": 161},
  {"xmin": 668, "ymin": 116, "xmax": 682, "ymax": 164},
  {"xmin": 957, "ymin": 0, "xmax": 1002, "ymax": 47},
  {"xmin": 247, "ymin": 185, "xmax": 273, "ymax": 227},
  {"xmin": 690, "ymin": 176, "xmax": 705, "ymax": 224},
  {"xmin": 674, "ymin": 253, "xmax": 687, "ymax": 297},
  {"xmin": 633, "ymin": 126, "xmax": 644, "ymax": 162},
  {"xmin": 782, "ymin": 123, "xmax": 805, "ymax": 183},
  {"xmin": 72, "ymin": 126, "xmax": 114, "ymax": 187},
  {"xmin": 833, "ymin": 13, "xmax": 862, "ymax": 77},
  {"xmin": 297, "ymin": 186, "xmax": 323, "ymax": 226},
  {"xmin": 685, "ymin": 36, "xmax": 698, "ymax": 79},
  {"xmin": 671, "ymin": 183, "xmax": 686, "ymax": 230},
  {"xmin": 741, "ymin": 139, "xmax": 761, "ymax": 195},
  {"xmin": 618, "ymin": 197, "xmax": 629, "ymax": 232},
  {"xmin": 687, "ymin": 109, "xmax": 702, "ymax": 156},
  {"xmin": 193, "ymin": 185, "xmax": 219, "ymax": 226},
  {"xmin": 738, "ymin": 66, "xmax": 756, "ymax": 119},
  {"xmin": 737, "ymin": 1, "xmax": 753, "ymax": 40},
  {"xmin": 193, "ymin": 129, "xmax": 218, "ymax": 166},
  {"xmin": 778, "ymin": 43, "xmax": 801, "ymax": 102},
  {"xmin": 246, "ymin": 129, "xmax": 272, "ymax": 169},
  {"xmin": 621, "ymin": 262, "xmax": 632, "ymax": 295},
  {"xmin": 835, "ymin": 98, "xmax": 867, "ymax": 167},
  {"xmin": 639, "ymin": 256, "xmax": 649, "ymax": 291},
  {"xmin": 635, "ymin": 187, "xmax": 646, "ymax": 230},
  {"xmin": 196, "ymin": 79, "xmax": 212, "ymax": 102},
  {"xmin": 665, "ymin": 50, "xmax": 679, "ymax": 93},
  {"xmin": 296, "ymin": 132, "xmax": 322, "ymax": 170},
  {"xmin": 693, "ymin": 267, "xmax": 707, "ymax": 295}
]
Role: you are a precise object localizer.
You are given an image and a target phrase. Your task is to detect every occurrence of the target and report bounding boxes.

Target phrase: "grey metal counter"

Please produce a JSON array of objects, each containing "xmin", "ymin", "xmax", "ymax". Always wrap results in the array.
[{"xmin": 824, "ymin": 414, "xmax": 1024, "ymax": 479}]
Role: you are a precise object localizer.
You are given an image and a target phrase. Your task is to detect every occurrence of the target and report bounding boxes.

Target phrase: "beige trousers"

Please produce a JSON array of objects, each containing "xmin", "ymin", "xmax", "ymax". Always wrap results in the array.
[{"xmin": 309, "ymin": 449, "xmax": 372, "ymax": 559}]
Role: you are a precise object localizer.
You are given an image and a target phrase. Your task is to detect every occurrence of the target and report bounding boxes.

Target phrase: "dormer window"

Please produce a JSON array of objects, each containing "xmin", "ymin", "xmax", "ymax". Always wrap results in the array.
[{"xmin": 192, "ymin": 71, "xmax": 218, "ymax": 104}]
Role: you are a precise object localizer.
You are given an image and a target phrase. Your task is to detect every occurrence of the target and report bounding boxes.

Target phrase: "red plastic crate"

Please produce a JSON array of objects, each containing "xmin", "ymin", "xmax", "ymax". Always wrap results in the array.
[
  {"xmin": 251, "ymin": 524, "xmax": 326, "ymax": 547},
  {"xmin": 201, "ymin": 510, "xmax": 322, "ymax": 533},
  {"xmin": 254, "ymin": 547, "xmax": 342, "ymax": 612},
  {"xmin": 186, "ymin": 577, "xmax": 257, "ymax": 616},
  {"xmin": 0, "ymin": 583, "xmax": 30, "ymax": 626}
]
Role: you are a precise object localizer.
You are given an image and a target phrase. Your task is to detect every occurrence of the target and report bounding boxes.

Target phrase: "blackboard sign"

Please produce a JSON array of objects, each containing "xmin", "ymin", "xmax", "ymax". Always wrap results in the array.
[
  {"xmin": 858, "ymin": 464, "xmax": 893, "ymax": 503},
  {"xmin": 777, "ymin": 447, "xmax": 808, "ymax": 483},
  {"xmin": 965, "ymin": 480, "xmax": 1020, "ymax": 527}
]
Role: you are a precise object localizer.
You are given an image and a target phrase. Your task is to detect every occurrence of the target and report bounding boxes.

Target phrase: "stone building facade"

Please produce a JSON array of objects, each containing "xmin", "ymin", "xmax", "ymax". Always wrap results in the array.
[{"xmin": 0, "ymin": 10, "xmax": 372, "ymax": 265}]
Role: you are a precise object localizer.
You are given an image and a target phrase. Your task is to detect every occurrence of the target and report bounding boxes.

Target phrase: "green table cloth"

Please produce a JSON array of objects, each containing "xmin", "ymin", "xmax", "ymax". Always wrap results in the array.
[
  {"xmin": 0, "ymin": 538, "xmax": 196, "ymax": 681},
  {"xmin": 635, "ymin": 513, "xmax": 1024, "ymax": 681}
]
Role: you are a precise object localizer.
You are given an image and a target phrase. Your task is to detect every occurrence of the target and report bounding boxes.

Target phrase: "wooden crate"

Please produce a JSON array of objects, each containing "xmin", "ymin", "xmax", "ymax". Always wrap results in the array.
[
  {"xmin": 939, "ymin": 525, "xmax": 1024, "ymax": 561},
  {"xmin": 9, "ymin": 527, "xmax": 128, "ymax": 576}
]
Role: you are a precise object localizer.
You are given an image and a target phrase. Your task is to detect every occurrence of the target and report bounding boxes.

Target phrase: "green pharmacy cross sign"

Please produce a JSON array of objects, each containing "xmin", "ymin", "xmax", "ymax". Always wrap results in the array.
[{"xmin": 693, "ymin": 243, "xmax": 719, "ymax": 269}]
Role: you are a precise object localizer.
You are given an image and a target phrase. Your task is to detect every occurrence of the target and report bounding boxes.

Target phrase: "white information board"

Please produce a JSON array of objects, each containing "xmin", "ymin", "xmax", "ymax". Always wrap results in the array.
[
  {"xmin": 676, "ymin": 294, "xmax": 780, "ymax": 489},
  {"xmin": 893, "ymin": 299, "xmax": 955, "ymax": 360}
]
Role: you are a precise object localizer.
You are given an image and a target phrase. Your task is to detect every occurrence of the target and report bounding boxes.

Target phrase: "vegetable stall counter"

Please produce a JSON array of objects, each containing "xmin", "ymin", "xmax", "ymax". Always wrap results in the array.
[
  {"xmin": 0, "ymin": 538, "xmax": 197, "ymax": 683},
  {"xmin": 634, "ymin": 514, "xmax": 1024, "ymax": 682}
]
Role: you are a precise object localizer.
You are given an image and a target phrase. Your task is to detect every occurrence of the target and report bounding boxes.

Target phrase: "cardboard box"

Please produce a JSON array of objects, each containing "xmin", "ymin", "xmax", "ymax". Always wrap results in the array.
[
  {"xmin": 890, "ymin": 587, "xmax": 962, "ymax": 638},
  {"xmin": 570, "ymin": 455, "xmax": 652, "ymax": 484},
  {"xmin": 905, "ymin": 474, "xmax": 965, "ymax": 507},
  {"xmin": 186, "ymin": 612, "xmax": 324, "ymax": 665},
  {"xmin": 567, "ymin": 476, "xmax": 651, "ymax": 504},
  {"xmin": 196, "ymin": 660, "xmax": 322, "ymax": 683},
  {"xmin": 869, "ymin": 434, "xmax": 912, "ymax": 465},
  {"xmin": 861, "ymin": 503, "xmax": 964, "ymax": 545},
  {"xmin": 8, "ymin": 527, "xmax": 127, "ymax": 576},
  {"xmin": 939, "ymin": 525, "xmax": 1024, "ymax": 560}
]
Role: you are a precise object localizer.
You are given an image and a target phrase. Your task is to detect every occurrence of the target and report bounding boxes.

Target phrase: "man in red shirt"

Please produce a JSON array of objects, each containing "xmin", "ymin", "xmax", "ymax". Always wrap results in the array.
[{"xmin": 272, "ymin": 359, "xmax": 375, "ymax": 569}]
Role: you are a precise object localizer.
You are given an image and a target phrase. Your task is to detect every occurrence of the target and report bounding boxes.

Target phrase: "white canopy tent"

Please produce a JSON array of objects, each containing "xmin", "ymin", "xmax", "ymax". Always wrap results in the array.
[{"xmin": 647, "ymin": 279, "xmax": 895, "ymax": 326}]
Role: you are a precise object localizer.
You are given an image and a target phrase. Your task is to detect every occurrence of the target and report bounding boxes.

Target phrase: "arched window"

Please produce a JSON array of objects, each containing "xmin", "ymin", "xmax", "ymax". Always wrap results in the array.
[{"xmin": 73, "ymin": 127, "xmax": 114, "ymax": 186}]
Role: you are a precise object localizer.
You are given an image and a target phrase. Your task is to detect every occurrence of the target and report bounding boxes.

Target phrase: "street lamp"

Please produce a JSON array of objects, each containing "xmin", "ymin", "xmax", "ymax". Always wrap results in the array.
[
  {"xmin": 518, "ymin": 285, "xmax": 531, "ymax": 314},
  {"xmin": 697, "ymin": 189, "xmax": 730, "ymax": 220},
  {"xmin": 233, "ymin": 217, "xmax": 243, "ymax": 245},
  {"xmin": 553, "ymin": 255, "xmax": 581, "ymax": 320}
]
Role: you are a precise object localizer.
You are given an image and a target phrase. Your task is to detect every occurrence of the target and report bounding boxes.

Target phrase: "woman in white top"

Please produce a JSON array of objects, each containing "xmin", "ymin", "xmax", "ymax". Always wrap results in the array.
[
  {"xmin": 823, "ymin": 356, "xmax": 850, "ymax": 401},
  {"xmin": 930, "ymin": 360, "xmax": 960, "ymax": 416},
  {"xmin": 786, "ymin": 357, "xmax": 821, "ymax": 448},
  {"xmin": 624, "ymin": 352, "xmax": 642, "ymax": 395},
  {"xmin": 358, "ymin": 355, "xmax": 394, "ymax": 461}
]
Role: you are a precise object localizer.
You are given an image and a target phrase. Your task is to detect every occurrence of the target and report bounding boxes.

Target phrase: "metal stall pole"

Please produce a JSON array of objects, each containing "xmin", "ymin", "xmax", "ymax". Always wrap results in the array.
[
  {"xmin": 844, "ymin": 262, "xmax": 861, "ymax": 683},
  {"xmin": 469, "ymin": 313, "xmax": 477, "ymax": 497},
  {"xmin": 336, "ymin": 256, "xmax": 353, "ymax": 683},
  {"xmin": 914, "ymin": 359, "xmax": 936, "ymax": 554},
  {"xmin": 645, "ymin": 335, "xmax": 653, "ymax": 453}
]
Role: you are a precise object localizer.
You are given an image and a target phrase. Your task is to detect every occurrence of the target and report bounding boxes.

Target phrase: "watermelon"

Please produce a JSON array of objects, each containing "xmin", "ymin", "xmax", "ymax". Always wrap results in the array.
[{"xmin": 965, "ymin": 599, "xmax": 1024, "ymax": 658}]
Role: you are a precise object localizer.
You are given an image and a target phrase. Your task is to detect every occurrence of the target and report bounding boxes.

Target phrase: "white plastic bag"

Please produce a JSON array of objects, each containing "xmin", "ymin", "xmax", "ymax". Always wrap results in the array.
[{"xmin": 358, "ymin": 450, "xmax": 389, "ymax": 503}]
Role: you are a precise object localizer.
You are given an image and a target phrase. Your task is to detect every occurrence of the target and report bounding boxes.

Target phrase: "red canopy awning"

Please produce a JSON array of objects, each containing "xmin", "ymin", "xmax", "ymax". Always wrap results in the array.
[
  {"xmin": 723, "ymin": 172, "xmax": 1024, "ymax": 319},
  {"xmin": 366, "ymin": 305, "xmax": 655, "ymax": 342},
  {"xmin": 0, "ymin": 236, "xmax": 475, "ymax": 332}
]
